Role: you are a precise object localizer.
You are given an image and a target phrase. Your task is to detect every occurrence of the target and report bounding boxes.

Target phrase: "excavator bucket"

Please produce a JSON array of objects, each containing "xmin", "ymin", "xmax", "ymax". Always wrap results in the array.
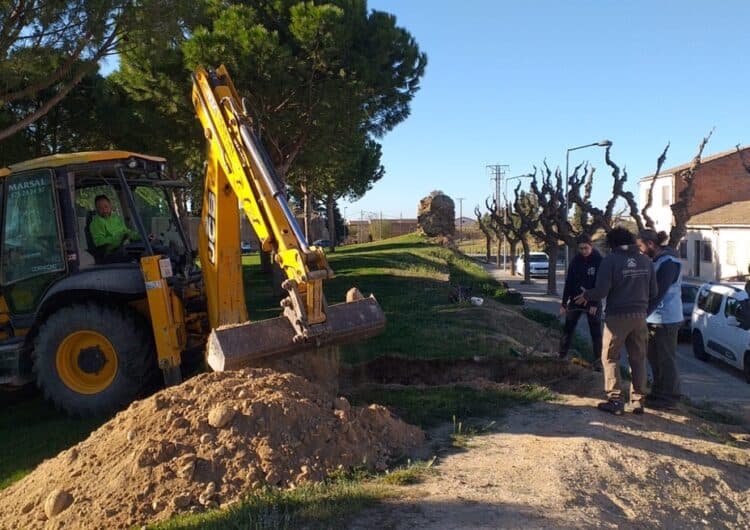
[{"xmin": 206, "ymin": 296, "xmax": 385, "ymax": 371}]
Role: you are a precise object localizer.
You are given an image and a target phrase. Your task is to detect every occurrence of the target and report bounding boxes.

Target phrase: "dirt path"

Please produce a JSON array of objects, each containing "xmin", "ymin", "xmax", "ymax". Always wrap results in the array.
[{"xmin": 349, "ymin": 394, "xmax": 750, "ymax": 529}]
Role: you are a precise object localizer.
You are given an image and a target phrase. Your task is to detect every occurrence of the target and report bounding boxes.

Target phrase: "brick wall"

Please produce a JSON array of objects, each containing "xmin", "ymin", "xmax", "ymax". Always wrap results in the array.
[{"xmin": 674, "ymin": 152, "xmax": 750, "ymax": 217}]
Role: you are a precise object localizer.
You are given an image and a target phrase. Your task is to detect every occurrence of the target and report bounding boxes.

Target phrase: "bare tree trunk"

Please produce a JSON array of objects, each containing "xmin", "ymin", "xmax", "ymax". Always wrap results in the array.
[
  {"xmin": 485, "ymin": 235, "xmax": 491, "ymax": 262},
  {"xmin": 509, "ymin": 242, "xmax": 518, "ymax": 276},
  {"xmin": 546, "ymin": 245, "xmax": 559, "ymax": 296},
  {"xmin": 521, "ymin": 239, "xmax": 531, "ymax": 283},
  {"xmin": 496, "ymin": 238, "xmax": 502, "ymax": 268},
  {"xmin": 326, "ymin": 194, "xmax": 336, "ymax": 251}
]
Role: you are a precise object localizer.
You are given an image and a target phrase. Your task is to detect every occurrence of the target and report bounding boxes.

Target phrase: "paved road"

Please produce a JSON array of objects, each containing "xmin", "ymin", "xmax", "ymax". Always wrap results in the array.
[{"xmin": 483, "ymin": 263, "xmax": 750, "ymax": 416}]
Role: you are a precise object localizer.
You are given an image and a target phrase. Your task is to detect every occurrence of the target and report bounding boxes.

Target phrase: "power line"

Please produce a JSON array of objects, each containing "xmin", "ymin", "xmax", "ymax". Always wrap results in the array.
[{"xmin": 486, "ymin": 164, "xmax": 509, "ymax": 213}]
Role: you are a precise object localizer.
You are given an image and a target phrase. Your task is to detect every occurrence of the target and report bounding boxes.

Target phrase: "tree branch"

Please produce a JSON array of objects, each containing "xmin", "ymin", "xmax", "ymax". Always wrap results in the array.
[
  {"xmin": 640, "ymin": 142, "xmax": 670, "ymax": 231},
  {"xmin": 668, "ymin": 128, "xmax": 714, "ymax": 248}
]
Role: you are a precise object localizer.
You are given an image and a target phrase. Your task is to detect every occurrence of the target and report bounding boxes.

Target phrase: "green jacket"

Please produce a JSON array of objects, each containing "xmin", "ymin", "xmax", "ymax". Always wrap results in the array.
[{"xmin": 89, "ymin": 214, "xmax": 140, "ymax": 253}]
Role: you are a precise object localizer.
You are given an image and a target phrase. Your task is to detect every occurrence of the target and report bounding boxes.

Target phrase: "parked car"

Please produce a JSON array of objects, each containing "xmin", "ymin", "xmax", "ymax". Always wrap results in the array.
[
  {"xmin": 240, "ymin": 241, "xmax": 258, "ymax": 254},
  {"xmin": 691, "ymin": 282, "xmax": 750, "ymax": 382},
  {"xmin": 516, "ymin": 252, "xmax": 550, "ymax": 277},
  {"xmin": 313, "ymin": 239, "xmax": 331, "ymax": 248},
  {"xmin": 679, "ymin": 280, "xmax": 702, "ymax": 340}
]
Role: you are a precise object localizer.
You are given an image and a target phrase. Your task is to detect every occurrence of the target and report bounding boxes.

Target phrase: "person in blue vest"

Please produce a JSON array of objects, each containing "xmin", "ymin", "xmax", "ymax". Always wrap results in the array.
[
  {"xmin": 637, "ymin": 229, "xmax": 682, "ymax": 409},
  {"xmin": 559, "ymin": 233, "xmax": 603, "ymax": 368}
]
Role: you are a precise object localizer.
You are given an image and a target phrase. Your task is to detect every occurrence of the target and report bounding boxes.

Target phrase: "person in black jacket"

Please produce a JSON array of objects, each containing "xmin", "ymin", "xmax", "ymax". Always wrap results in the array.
[{"xmin": 559, "ymin": 234, "xmax": 603, "ymax": 365}]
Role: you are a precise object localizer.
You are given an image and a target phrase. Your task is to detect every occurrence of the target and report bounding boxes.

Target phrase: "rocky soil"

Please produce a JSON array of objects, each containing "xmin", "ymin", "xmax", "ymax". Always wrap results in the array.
[
  {"xmin": 0, "ymin": 369, "xmax": 423, "ymax": 529},
  {"xmin": 349, "ymin": 391, "xmax": 750, "ymax": 529}
]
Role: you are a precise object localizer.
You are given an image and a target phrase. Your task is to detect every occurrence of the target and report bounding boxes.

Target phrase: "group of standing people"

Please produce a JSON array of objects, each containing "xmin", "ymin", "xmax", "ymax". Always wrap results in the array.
[{"xmin": 559, "ymin": 227, "xmax": 682, "ymax": 415}]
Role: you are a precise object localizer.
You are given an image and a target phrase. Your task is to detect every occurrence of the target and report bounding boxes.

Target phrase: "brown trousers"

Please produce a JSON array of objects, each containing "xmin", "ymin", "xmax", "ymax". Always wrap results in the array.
[{"xmin": 601, "ymin": 315, "xmax": 649, "ymax": 405}]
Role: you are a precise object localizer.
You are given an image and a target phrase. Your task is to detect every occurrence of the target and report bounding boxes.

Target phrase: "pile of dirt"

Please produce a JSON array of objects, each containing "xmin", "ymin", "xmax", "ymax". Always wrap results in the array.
[{"xmin": 0, "ymin": 369, "xmax": 424, "ymax": 529}]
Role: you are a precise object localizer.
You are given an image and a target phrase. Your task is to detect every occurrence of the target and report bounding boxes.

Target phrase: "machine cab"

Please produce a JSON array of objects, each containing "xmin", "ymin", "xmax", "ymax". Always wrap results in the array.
[{"xmin": 0, "ymin": 151, "xmax": 192, "ymax": 385}]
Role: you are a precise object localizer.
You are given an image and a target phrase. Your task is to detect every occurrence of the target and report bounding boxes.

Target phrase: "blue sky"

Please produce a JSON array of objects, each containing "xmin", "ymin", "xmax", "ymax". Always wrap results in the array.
[{"xmin": 343, "ymin": 0, "xmax": 750, "ymax": 221}]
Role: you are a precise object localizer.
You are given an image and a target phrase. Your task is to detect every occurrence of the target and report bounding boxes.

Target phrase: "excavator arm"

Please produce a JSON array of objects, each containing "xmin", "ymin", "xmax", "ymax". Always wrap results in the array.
[{"xmin": 191, "ymin": 65, "xmax": 385, "ymax": 370}]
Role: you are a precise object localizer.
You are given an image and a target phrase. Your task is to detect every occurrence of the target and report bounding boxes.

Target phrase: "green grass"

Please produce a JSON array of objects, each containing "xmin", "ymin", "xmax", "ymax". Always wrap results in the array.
[
  {"xmin": 349, "ymin": 384, "xmax": 553, "ymax": 428},
  {"xmin": 5, "ymin": 234, "xmax": 559, "ymax": 528},
  {"xmin": 324, "ymin": 235, "xmax": 523, "ymax": 363},
  {"xmin": 378, "ymin": 459, "xmax": 436, "ymax": 485},
  {"xmin": 151, "ymin": 477, "xmax": 392, "ymax": 530},
  {"xmin": 0, "ymin": 397, "xmax": 102, "ymax": 490},
  {"xmin": 521, "ymin": 307, "xmax": 594, "ymax": 362}
]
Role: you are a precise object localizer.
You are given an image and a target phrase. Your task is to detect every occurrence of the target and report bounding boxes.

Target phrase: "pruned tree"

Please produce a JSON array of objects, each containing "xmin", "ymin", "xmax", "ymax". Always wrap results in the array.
[
  {"xmin": 529, "ymin": 164, "xmax": 567, "ymax": 295},
  {"xmin": 666, "ymin": 130, "xmax": 714, "ymax": 247},
  {"xmin": 485, "ymin": 197, "xmax": 522, "ymax": 274},
  {"xmin": 512, "ymin": 181, "xmax": 539, "ymax": 284},
  {"xmin": 474, "ymin": 205, "xmax": 493, "ymax": 262},
  {"xmin": 600, "ymin": 142, "xmax": 670, "ymax": 235},
  {"xmin": 600, "ymin": 133, "xmax": 710, "ymax": 249}
]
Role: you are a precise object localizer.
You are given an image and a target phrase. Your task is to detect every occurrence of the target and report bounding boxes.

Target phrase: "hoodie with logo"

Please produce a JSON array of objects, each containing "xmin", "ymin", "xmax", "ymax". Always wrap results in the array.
[{"xmin": 582, "ymin": 245, "xmax": 658, "ymax": 317}]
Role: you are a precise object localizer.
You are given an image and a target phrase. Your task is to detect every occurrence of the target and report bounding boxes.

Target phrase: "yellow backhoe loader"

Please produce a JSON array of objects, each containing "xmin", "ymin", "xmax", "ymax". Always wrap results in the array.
[{"xmin": 0, "ymin": 66, "xmax": 385, "ymax": 416}]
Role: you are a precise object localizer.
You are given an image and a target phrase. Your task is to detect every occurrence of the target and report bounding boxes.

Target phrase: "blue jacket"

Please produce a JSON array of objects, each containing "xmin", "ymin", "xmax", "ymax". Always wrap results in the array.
[{"xmin": 647, "ymin": 247, "xmax": 683, "ymax": 325}]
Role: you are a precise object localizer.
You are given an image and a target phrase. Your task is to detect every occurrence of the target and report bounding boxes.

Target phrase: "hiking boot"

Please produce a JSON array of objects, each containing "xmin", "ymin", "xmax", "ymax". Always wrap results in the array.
[
  {"xmin": 597, "ymin": 399, "xmax": 624, "ymax": 416},
  {"xmin": 630, "ymin": 403, "xmax": 644, "ymax": 415}
]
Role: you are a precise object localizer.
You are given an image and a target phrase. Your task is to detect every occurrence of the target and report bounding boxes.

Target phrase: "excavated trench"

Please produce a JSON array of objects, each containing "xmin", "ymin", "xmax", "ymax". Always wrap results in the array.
[{"xmin": 341, "ymin": 355, "xmax": 598, "ymax": 396}]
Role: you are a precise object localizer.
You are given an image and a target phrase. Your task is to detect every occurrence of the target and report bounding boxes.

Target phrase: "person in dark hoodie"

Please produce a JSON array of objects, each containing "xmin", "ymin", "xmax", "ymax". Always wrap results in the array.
[
  {"xmin": 559, "ymin": 234, "xmax": 603, "ymax": 366},
  {"xmin": 637, "ymin": 229, "xmax": 682, "ymax": 409},
  {"xmin": 574, "ymin": 227, "xmax": 658, "ymax": 415}
]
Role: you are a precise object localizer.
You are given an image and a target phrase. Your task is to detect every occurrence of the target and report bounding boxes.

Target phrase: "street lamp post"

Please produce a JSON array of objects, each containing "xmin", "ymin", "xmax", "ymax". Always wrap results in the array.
[{"xmin": 564, "ymin": 139, "xmax": 612, "ymax": 266}]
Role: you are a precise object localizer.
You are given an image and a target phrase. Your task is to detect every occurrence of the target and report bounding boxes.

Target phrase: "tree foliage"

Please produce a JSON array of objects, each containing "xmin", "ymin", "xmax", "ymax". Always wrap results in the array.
[{"xmin": 0, "ymin": 0, "xmax": 201, "ymax": 141}]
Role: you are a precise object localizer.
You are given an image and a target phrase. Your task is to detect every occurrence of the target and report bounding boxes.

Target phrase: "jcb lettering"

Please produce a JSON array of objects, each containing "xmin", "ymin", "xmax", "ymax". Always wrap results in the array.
[{"xmin": 206, "ymin": 191, "xmax": 217, "ymax": 264}]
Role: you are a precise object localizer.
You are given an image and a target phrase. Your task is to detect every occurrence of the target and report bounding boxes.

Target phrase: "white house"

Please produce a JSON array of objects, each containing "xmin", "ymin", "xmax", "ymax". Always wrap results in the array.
[
  {"xmin": 638, "ymin": 146, "xmax": 750, "ymax": 281},
  {"xmin": 638, "ymin": 173, "xmax": 674, "ymax": 235},
  {"xmin": 680, "ymin": 201, "xmax": 750, "ymax": 281}
]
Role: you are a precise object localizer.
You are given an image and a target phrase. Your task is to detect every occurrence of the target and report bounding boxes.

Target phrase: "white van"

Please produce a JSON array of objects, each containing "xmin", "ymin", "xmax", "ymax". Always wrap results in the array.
[{"xmin": 691, "ymin": 282, "xmax": 750, "ymax": 383}]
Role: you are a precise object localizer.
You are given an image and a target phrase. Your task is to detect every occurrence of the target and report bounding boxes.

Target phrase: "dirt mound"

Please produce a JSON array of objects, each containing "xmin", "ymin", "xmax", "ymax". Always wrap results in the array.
[{"xmin": 0, "ymin": 369, "xmax": 424, "ymax": 529}]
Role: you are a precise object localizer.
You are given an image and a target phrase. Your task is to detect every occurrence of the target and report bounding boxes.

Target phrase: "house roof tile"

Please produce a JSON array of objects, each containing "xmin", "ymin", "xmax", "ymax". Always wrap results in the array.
[{"xmin": 687, "ymin": 200, "xmax": 750, "ymax": 227}]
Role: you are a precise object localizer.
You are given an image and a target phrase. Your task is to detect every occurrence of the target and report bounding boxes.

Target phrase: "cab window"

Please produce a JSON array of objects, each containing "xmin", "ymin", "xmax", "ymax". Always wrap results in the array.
[
  {"xmin": 696, "ymin": 288, "xmax": 722, "ymax": 315},
  {"xmin": 132, "ymin": 186, "xmax": 185, "ymax": 255},
  {"xmin": 1, "ymin": 170, "xmax": 64, "ymax": 284}
]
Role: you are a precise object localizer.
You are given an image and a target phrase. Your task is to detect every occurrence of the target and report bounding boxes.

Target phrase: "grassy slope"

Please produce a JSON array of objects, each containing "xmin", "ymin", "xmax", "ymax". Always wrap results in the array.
[{"xmin": 2, "ymin": 234, "xmax": 551, "ymax": 529}]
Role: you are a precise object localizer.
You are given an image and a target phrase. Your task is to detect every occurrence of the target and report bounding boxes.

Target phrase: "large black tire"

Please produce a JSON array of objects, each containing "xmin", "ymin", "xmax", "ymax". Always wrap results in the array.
[
  {"xmin": 33, "ymin": 303, "xmax": 158, "ymax": 417},
  {"xmin": 692, "ymin": 331, "xmax": 710, "ymax": 362}
]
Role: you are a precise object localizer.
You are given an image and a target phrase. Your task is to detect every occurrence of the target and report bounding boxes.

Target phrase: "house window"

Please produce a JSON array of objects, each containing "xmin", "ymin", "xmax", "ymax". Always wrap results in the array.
[
  {"xmin": 726, "ymin": 240, "xmax": 736, "ymax": 266},
  {"xmin": 661, "ymin": 185, "xmax": 671, "ymax": 206},
  {"xmin": 702, "ymin": 240, "xmax": 712, "ymax": 262},
  {"xmin": 679, "ymin": 240, "xmax": 687, "ymax": 259}
]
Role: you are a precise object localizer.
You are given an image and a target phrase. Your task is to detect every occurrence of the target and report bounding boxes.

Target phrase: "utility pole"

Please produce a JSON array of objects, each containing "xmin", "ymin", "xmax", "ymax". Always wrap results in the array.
[
  {"xmin": 457, "ymin": 197, "xmax": 465, "ymax": 241},
  {"xmin": 487, "ymin": 164, "xmax": 509, "ymax": 268}
]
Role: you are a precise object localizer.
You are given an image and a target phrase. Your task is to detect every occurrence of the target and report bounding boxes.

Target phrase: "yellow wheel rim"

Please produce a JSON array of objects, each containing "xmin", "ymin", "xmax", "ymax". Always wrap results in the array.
[{"xmin": 56, "ymin": 331, "xmax": 118, "ymax": 394}]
